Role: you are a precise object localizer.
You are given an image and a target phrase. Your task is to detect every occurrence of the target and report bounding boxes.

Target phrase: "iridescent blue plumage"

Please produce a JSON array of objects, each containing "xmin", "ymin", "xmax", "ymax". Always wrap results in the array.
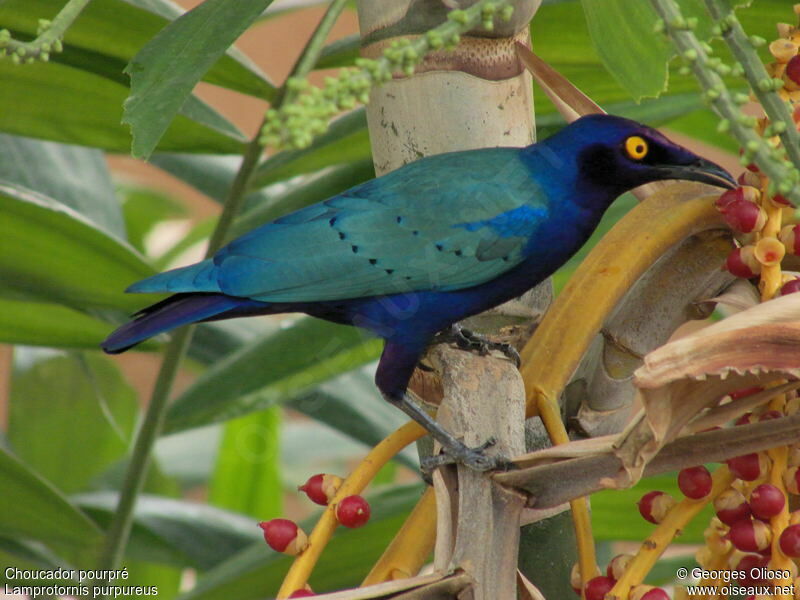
[{"xmin": 103, "ymin": 114, "xmax": 734, "ymax": 469}]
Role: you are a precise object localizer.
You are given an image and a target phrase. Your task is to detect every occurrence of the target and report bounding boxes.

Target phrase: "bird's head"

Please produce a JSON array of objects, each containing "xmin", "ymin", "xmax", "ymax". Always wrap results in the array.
[{"xmin": 542, "ymin": 114, "xmax": 735, "ymax": 199}]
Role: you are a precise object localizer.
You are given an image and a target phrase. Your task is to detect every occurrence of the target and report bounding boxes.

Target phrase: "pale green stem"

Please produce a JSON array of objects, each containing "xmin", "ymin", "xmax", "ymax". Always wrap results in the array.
[
  {"xmin": 0, "ymin": 0, "xmax": 91, "ymax": 60},
  {"xmin": 704, "ymin": 0, "xmax": 800, "ymax": 170},
  {"xmin": 649, "ymin": 0, "xmax": 800, "ymax": 204}
]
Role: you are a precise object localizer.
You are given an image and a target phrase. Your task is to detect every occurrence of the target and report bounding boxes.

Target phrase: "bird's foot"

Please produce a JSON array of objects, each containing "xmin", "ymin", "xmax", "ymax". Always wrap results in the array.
[
  {"xmin": 435, "ymin": 325, "xmax": 521, "ymax": 367},
  {"xmin": 420, "ymin": 437, "xmax": 513, "ymax": 474},
  {"xmin": 386, "ymin": 392, "xmax": 514, "ymax": 474}
]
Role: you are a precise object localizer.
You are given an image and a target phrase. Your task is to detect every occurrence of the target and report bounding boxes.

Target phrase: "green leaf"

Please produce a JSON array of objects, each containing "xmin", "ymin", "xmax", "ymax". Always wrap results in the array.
[
  {"xmin": 0, "ymin": 60, "xmax": 245, "ymax": 154},
  {"xmin": 0, "ymin": 133, "xmax": 125, "ymax": 239},
  {"xmin": 0, "ymin": 445, "xmax": 102, "ymax": 548},
  {"xmin": 119, "ymin": 184, "xmax": 188, "ymax": 254},
  {"xmin": 74, "ymin": 492, "xmax": 262, "ymax": 570},
  {"xmin": 123, "ymin": 0, "xmax": 274, "ymax": 159},
  {"xmin": 8, "ymin": 349, "xmax": 138, "ymax": 494},
  {"xmin": 151, "ymin": 154, "xmax": 265, "ymax": 205},
  {"xmin": 0, "ymin": 0, "xmax": 274, "ymax": 98},
  {"xmin": 668, "ymin": 108, "xmax": 739, "ymax": 153},
  {"xmin": 177, "ymin": 484, "xmax": 424, "ymax": 600},
  {"xmin": 208, "ymin": 408, "xmax": 283, "ymax": 519},
  {"xmin": 123, "ymin": 560, "xmax": 181, "ymax": 600},
  {"xmin": 0, "ymin": 537, "xmax": 77, "ymax": 583},
  {"xmin": 285, "ymin": 368, "xmax": 415, "ymax": 470},
  {"xmin": 579, "ymin": 0, "xmax": 673, "ymax": 100},
  {"xmin": 591, "ymin": 471, "xmax": 714, "ymax": 543},
  {"xmin": 316, "ymin": 34, "xmax": 360, "ymax": 69},
  {"xmin": 0, "ymin": 298, "xmax": 113, "ymax": 348},
  {"xmin": 155, "ymin": 218, "xmax": 215, "ymax": 270},
  {"xmin": 0, "ymin": 180, "xmax": 157, "ymax": 311},
  {"xmin": 251, "ymin": 108, "xmax": 370, "ymax": 189},
  {"xmin": 164, "ymin": 318, "xmax": 382, "ymax": 433},
  {"xmin": 155, "ymin": 426, "xmax": 222, "ymax": 488},
  {"xmin": 232, "ymin": 159, "xmax": 375, "ymax": 237}
]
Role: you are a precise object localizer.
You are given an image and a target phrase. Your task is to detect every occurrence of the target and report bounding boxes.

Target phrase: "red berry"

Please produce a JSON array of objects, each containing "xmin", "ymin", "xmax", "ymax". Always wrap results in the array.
[
  {"xmin": 584, "ymin": 576, "xmax": 615, "ymax": 600},
  {"xmin": 678, "ymin": 466, "xmax": 713, "ymax": 499},
  {"xmin": 771, "ymin": 193, "xmax": 793, "ymax": 207},
  {"xmin": 782, "ymin": 278, "xmax": 800, "ymax": 296},
  {"xmin": 637, "ymin": 490, "xmax": 675, "ymax": 524},
  {"xmin": 335, "ymin": 495, "xmax": 371, "ymax": 528},
  {"xmin": 288, "ymin": 591, "xmax": 315, "ymax": 598},
  {"xmin": 728, "ymin": 519, "xmax": 772, "ymax": 552},
  {"xmin": 780, "ymin": 224, "xmax": 800, "ymax": 255},
  {"xmin": 723, "ymin": 199, "xmax": 766, "ymax": 233},
  {"xmin": 737, "ymin": 171, "xmax": 761, "ymax": 187},
  {"xmin": 787, "ymin": 55, "xmax": 800, "ymax": 86},
  {"xmin": 780, "ymin": 523, "xmax": 800, "ymax": 557},
  {"xmin": 749, "ymin": 484, "xmax": 786, "ymax": 519},
  {"xmin": 736, "ymin": 554, "xmax": 769, "ymax": 586},
  {"xmin": 258, "ymin": 519, "xmax": 308, "ymax": 555},
  {"xmin": 298, "ymin": 473, "xmax": 342, "ymax": 506},
  {"xmin": 714, "ymin": 488, "xmax": 752, "ymax": 525},
  {"xmin": 716, "ymin": 187, "xmax": 744, "ymax": 212},
  {"xmin": 725, "ymin": 247, "xmax": 760, "ymax": 278},
  {"xmin": 637, "ymin": 588, "xmax": 670, "ymax": 600},
  {"xmin": 727, "ymin": 453, "xmax": 765, "ymax": 481},
  {"xmin": 730, "ymin": 386, "xmax": 764, "ymax": 400},
  {"xmin": 759, "ymin": 409, "xmax": 783, "ymax": 421}
]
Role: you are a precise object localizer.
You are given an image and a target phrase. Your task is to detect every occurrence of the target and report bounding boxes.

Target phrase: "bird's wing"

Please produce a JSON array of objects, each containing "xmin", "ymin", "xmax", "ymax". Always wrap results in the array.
[{"xmin": 211, "ymin": 150, "xmax": 549, "ymax": 302}]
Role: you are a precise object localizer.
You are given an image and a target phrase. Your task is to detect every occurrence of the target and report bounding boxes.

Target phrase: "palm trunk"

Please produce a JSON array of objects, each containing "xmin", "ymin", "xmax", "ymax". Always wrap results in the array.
[{"xmin": 354, "ymin": 2, "xmax": 575, "ymax": 598}]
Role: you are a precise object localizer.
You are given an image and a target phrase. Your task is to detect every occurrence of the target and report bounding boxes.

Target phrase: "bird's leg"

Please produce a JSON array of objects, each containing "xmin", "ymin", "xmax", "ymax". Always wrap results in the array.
[
  {"xmin": 383, "ymin": 391, "xmax": 511, "ymax": 473},
  {"xmin": 377, "ymin": 340, "xmax": 510, "ymax": 473},
  {"xmin": 433, "ymin": 324, "xmax": 521, "ymax": 367}
]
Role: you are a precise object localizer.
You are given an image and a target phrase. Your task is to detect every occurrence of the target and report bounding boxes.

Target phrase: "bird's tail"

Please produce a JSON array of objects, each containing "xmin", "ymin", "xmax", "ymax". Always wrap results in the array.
[{"xmin": 102, "ymin": 293, "xmax": 268, "ymax": 354}]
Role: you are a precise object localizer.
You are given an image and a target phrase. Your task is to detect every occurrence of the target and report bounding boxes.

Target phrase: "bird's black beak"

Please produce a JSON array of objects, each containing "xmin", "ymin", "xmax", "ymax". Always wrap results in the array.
[{"xmin": 656, "ymin": 157, "xmax": 737, "ymax": 190}]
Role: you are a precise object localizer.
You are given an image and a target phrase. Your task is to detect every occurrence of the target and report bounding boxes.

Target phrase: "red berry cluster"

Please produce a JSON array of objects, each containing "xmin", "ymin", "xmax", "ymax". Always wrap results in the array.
[
  {"xmin": 571, "ymin": 557, "xmax": 668, "ymax": 600},
  {"xmin": 717, "ymin": 182, "xmax": 792, "ymax": 282},
  {"xmin": 258, "ymin": 473, "xmax": 371, "ymax": 562},
  {"xmin": 767, "ymin": 15, "xmax": 800, "ymax": 103}
]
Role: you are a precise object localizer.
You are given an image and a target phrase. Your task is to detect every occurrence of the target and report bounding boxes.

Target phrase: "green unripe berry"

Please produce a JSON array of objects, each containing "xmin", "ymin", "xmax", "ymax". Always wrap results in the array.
[
  {"xmin": 670, "ymin": 16, "xmax": 687, "ymax": 29},
  {"xmin": 448, "ymin": 9, "xmax": 469, "ymax": 25},
  {"xmin": 758, "ymin": 78, "xmax": 773, "ymax": 92}
]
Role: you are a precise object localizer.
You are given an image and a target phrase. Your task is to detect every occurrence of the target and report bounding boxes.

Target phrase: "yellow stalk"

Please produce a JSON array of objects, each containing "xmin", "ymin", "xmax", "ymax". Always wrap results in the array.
[
  {"xmin": 764, "ymin": 394, "xmax": 793, "ymax": 598},
  {"xmin": 519, "ymin": 187, "xmax": 726, "ymax": 594},
  {"xmin": 520, "ymin": 188, "xmax": 726, "ymax": 420},
  {"xmin": 277, "ymin": 421, "xmax": 426, "ymax": 598},
  {"xmin": 608, "ymin": 467, "xmax": 735, "ymax": 600},
  {"xmin": 362, "ymin": 486, "xmax": 437, "ymax": 585}
]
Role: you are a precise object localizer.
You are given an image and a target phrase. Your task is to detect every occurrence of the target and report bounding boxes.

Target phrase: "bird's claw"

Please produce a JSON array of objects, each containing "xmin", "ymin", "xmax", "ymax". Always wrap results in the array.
[
  {"xmin": 435, "ymin": 325, "xmax": 521, "ymax": 367},
  {"xmin": 420, "ymin": 437, "xmax": 513, "ymax": 474}
]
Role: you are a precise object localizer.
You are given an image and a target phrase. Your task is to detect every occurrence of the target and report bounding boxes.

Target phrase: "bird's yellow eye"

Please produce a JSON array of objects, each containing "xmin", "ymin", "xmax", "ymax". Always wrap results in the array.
[{"xmin": 625, "ymin": 136, "xmax": 648, "ymax": 160}]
